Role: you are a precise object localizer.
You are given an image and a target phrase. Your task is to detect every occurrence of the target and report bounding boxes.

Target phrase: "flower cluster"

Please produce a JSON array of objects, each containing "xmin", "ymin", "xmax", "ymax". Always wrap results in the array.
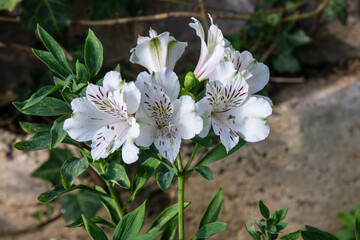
[{"xmin": 64, "ymin": 16, "xmax": 272, "ymax": 163}]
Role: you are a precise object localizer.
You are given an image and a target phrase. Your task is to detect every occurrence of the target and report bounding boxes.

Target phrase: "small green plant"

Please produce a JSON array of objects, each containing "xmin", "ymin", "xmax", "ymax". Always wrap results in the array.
[{"xmin": 337, "ymin": 203, "xmax": 360, "ymax": 240}]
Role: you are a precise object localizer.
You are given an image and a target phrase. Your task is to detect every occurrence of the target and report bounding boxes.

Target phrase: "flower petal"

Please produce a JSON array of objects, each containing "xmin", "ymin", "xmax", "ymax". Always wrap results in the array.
[
  {"xmin": 171, "ymin": 95, "xmax": 203, "ymax": 140},
  {"xmin": 166, "ymin": 38, "xmax": 188, "ymax": 70},
  {"xmin": 64, "ymin": 97, "xmax": 116, "ymax": 142},
  {"xmin": 209, "ymin": 60, "xmax": 237, "ymax": 85},
  {"xmin": 212, "ymin": 115, "xmax": 239, "ymax": 151},
  {"xmin": 154, "ymin": 129, "xmax": 181, "ymax": 163},
  {"xmin": 103, "ymin": 71, "xmax": 123, "ymax": 92},
  {"xmin": 122, "ymin": 139, "xmax": 139, "ymax": 164},
  {"xmin": 120, "ymin": 81, "xmax": 141, "ymax": 114},
  {"xmin": 247, "ymin": 62, "xmax": 270, "ymax": 94},
  {"xmin": 195, "ymin": 98, "xmax": 212, "ymax": 138}
]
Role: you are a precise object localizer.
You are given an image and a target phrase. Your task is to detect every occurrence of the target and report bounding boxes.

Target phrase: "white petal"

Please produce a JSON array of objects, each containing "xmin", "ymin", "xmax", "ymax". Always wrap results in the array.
[
  {"xmin": 253, "ymin": 94, "xmax": 273, "ymax": 107},
  {"xmin": 195, "ymin": 98, "xmax": 212, "ymax": 138},
  {"xmin": 238, "ymin": 51, "xmax": 254, "ymax": 71},
  {"xmin": 154, "ymin": 131, "xmax": 181, "ymax": 163},
  {"xmin": 167, "ymin": 39, "xmax": 188, "ymax": 70},
  {"xmin": 235, "ymin": 96, "xmax": 272, "ymax": 142},
  {"xmin": 63, "ymin": 97, "xmax": 116, "ymax": 142},
  {"xmin": 197, "ymin": 44, "xmax": 225, "ymax": 80},
  {"xmin": 212, "ymin": 116, "xmax": 239, "ymax": 151},
  {"xmin": 135, "ymin": 117, "xmax": 156, "ymax": 147},
  {"xmin": 209, "ymin": 60, "xmax": 237, "ymax": 85},
  {"xmin": 171, "ymin": 95, "xmax": 203, "ymax": 140},
  {"xmin": 122, "ymin": 140, "xmax": 139, "ymax": 164},
  {"xmin": 103, "ymin": 71, "xmax": 122, "ymax": 92},
  {"xmin": 247, "ymin": 62, "xmax": 270, "ymax": 94},
  {"xmin": 121, "ymin": 81, "xmax": 141, "ymax": 114},
  {"xmin": 189, "ymin": 17, "xmax": 205, "ymax": 41}
]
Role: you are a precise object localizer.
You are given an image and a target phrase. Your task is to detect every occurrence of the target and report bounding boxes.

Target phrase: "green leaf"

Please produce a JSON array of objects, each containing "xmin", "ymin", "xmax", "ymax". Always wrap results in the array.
[
  {"xmin": 23, "ymin": 85, "xmax": 61, "ymax": 109},
  {"xmin": 14, "ymin": 131, "xmax": 50, "ymax": 151},
  {"xmin": 95, "ymin": 186, "xmax": 120, "ymax": 224},
  {"xmin": 50, "ymin": 115, "xmax": 68, "ymax": 149},
  {"xmin": 0, "ymin": 0, "xmax": 22, "ymax": 11},
  {"xmin": 156, "ymin": 169, "xmax": 175, "ymax": 191},
  {"xmin": 280, "ymin": 230, "xmax": 301, "ymax": 240},
  {"xmin": 82, "ymin": 214, "xmax": 109, "ymax": 240},
  {"xmin": 324, "ymin": 0, "xmax": 349, "ymax": 25},
  {"xmin": 272, "ymin": 54, "xmax": 300, "ymax": 73},
  {"xmin": 91, "ymin": 0, "xmax": 129, "ymax": 20},
  {"xmin": 19, "ymin": 122, "xmax": 51, "ymax": 134},
  {"xmin": 37, "ymin": 24, "xmax": 72, "ymax": 74},
  {"xmin": 194, "ymin": 222, "xmax": 226, "ymax": 238},
  {"xmin": 199, "ymin": 188, "xmax": 223, "ymax": 228},
  {"xmin": 160, "ymin": 216, "xmax": 178, "ymax": 240},
  {"xmin": 13, "ymin": 97, "xmax": 70, "ymax": 116},
  {"xmin": 272, "ymin": 208, "xmax": 288, "ymax": 224},
  {"xmin": 356, "ymin": 212, "xmax": 360, "ymax": 240},
  {"xmin": 126, "ymin": 158, "xmax": 161, "ymax": 205},
  {"xmin": 147, "ymin": 202, "xmax": 190, "ymax": 234},
  {"xmin": 113, "ymin": 201, "xmax": 146, "ymax": 240},
  {"xmin": 277, "ymin": 222, "xmax": 289, "ymax": 231},
  {"xmin": 133, "ymin": 232, "xmax": 162, "ymax": 240},
  {"xmin": 32, "ymin": 148, "xmax": 73, "ymax": 184},
  {"xmin": 195, "ymin": 165, "xmax": 213, "ymax": 181},
  {"xmin": 32, "ymin": 49, "xmax": 70, "ymax": 78},
  {"xmin": 258, "ymin": 200, "xmax": 270, "ymax": 219},
  {"xmin": 76, "ymin": 60, "xmax": 90, "ymax": 84},
  {"xmin": 62, "ymin": 190, "xmax": 102, "ymax": 221},
  {"xmin": 266, "ymin": 224, "xmax": 277, "ymax": 234},
  {"xmin": 20, "ymin": 0, "xmax": 72, "ymax": 36},
  {"xmin": 38, "ymin": 184, "xmax": 77, "ymax": 202},
  {"xmin": 184, "ymin": 72, "xmax": 199, "ymax": 91},
  {"xmin": 66, "ymin": 215, "xmax": 115, "ymax": 228},
  {"xmin": 84, "ymin": 29, "xmax": 103, "ymax": 78},
  {"xmin": 61, "ymin": 157, "xmax": 88, "ymax": 189},
  {"xmin": 301, "ymin": 226, "xmax": 339, "ymax": 240},
  {"xmin": 247, "ymin": 225, "xmax": 261, "ymax": 240},
  {"xmin": 192, "ymin": 135, "xmax": 211, "ymax": 147},
  {"xmin": 101, "ymin": 160, "xmax": 130, "ymax": 189},
  {"xmin": 62, "ymin": 74, "xmax": 76, "ymax": 91},
  {"xmin": 196, "ymin": 139, "xmax": 246, "ymax": 167},
  {"xmin": 287, "ymin": 30, "xmax": 311, "ymax": 46}
]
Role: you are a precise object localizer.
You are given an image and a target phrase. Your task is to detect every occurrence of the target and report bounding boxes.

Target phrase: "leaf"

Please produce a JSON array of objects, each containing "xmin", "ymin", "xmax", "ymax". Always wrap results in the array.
[
  {"xmin": 37, "ymin": 24, "xmax": 72, "ymax": 74},
  {"xmin": 272, "ymin": 208, "xmax": 288, "ymax": 224},
  {"xmin": 32, "ymin": 49, "xmax": 70, "ymax": 78},
  {"xmin": 272, "ymin": 54, "xmax": 300, "ymax": 73},
  {"xmin": 62, "ymin": 74, "xmax": 76, "ymax": 91},
  {"xmin": 199, "ymin": 188, "xmax": 223, "ymax": 229},
  {"xmin": 38, "ymin": 184, "xmax": 77, "ymax": 202},
  {"xmin": 133, "ymin": 232, "xmax": 162, "ymax": 240},
  {"xmin": 301, "ymin": 226, "xmax": 339, "ymax": 240},
  {"xmin": 160, "ymin": 216, "xmax": 178, "ymax": 240},
  {"xmin": 76, "ymin": 60, "xmax": 90, "ymax": 84},
  {"xmin": 50, "ymin": 115, "xmax": 68, "ymax": 149},
  {"xmin": 324, "ymin": 0, "xmax": 349, "ymax": 25},
  {"xmin": 91, "ymin": 0, "xmax": 129, "ymax": 20},
  {"xmin": 14, "ymin": 131, "xmax": 50, "ymax": 151},
  {"xmin": 23, "ymin": 85, "xmax": 61, "ymax": 109},
  {"xmin": 62, "ymin": 190, "xmax": 102, "ymax": 221},
  {"xmin": 66, "ymin": 215, "xmax": 115, "ymax": 228},
  {"xmin": 196, "ymin": 140, "xmax": 246, "ymax": 167},
  {"xmin": 126, "ymin": 158, "xmax": 161, "ymax": 205},
  {"xmin": 147, "ymin": 202, "xmax": 190, "ymax": 234},
  {"xmin": 113, "ymin": 201, "xmax": 146, "ymax": 240},
  {"xmin": 192, "ymin": 135, "xmax": 211, "ymax": 147},
  {"xmin": 258, "ymin": 200, "xmax": 270, "ymax": 219},
  {"xmin": 195, "ymin": 165, "xmax": 213, "ymax": 181},
  {"xmin": 13, "ymin": 97, "xmax": 70, "ymax": 116},
  {"xmin": 101, "ymin": 160, "xmax": 130, "ymax": 189},
  {"xmin": 247, "ymin": 225, "xmax": 261, "ymax": 240},
  {"xmin": 280, "ymin": 230, "xmax": 301, "ymax": 240},
  {"xmin": 287, "ymin": 29, "xmax": 311, "ymax": 46},
  {"xmin": 84, "ymin": 29, "xmax": 103, "ymax": 78},
  {"xmin": 194, "ymin": 222, "xmax": 226, "ymax": 238},
  {"xmin": 0, "ymin": 0, "xmax": 22, "ymax": 11},
  {"xmin": 184, "ymin": 71, "xmax": 199, "ymax": 91},
  {"xmin": 356, "ymin": 212, "xmax": 360, "ymax": 240},
  {"xmin": 19, "ymin": 0, "xmax": 73, "ymax": 36},
  {"xmin": 156, "ymin": 169, "xmax": 175, "ymax": 191},
  {"xmin": 32, "ymin": 148, "xmax": 73, "ymax": 185},
  {"xmin": 19, "ymin": 122, "xmax": 51, "ymax": 134},
  {"xmin": 95, "ymin": 186, "xmax": 120, "ymax": 224},
  {"xmin": 82, "ymin": 214, "xmax": 109, "ymax": 240},
  {"xmin": 61, "ymin": 157, "xmax": 88, "ymax": 189}
]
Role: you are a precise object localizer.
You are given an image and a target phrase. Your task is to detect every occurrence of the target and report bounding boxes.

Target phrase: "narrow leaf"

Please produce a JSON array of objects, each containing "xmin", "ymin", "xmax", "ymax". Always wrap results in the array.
[
  {"xmin": 134, "ymin": 232, "xmax": 162, "ymax": 240},
  {"xmin": 13, "ymin": 97, "xmax": 70, "ymax": 116},
  {"xmin": 84, "ymin": 29, "xmax": 103, "ymax": 78},
  {"xmin": 113, "ymin": 201, "xmax": 146, "ymax": 240},
  {"xmin": 32, "ymin": 49, "xmax": 69, "ymax": 78},
  {"xmin": 50, "ymin": 115, "xmax": 68, "ymax": 149},
  {"xmin": 23, "ymin": 85, "xmax": 61, "ymax": 109},
  {"xmin": 101, "ymin": 160, "xmax": 130, "ymax": 189},
  {"xmin": 194, "ymin": 222, "xmax": 226, "ymax": 238},
  {"xmin": 280, "ymin": 230, "xmax": 301, "ymax": 240},
  {"xmin": 160, "ymin": 216, "xmax": 178, "ymax": 240},
  {"xmin": 302, "ymin": 226, "xmax": 339, "ymax": 240},
  {"xmin": 156, "ymin": 169, "xmax": 175, "ymax": 191},
  {"xmin": 38, "ymin": 184, "xmax": 77, "ymax": 202},
  {"xmin": 76, "ymin": 60, "xmax": 90, "ymax": 84},
  {"xmin": 14, "ymin": 131, "xmax": 50, "ymax": 151},
  {"xmin": 259, "ymin": 200, "xmax": 270, "ymax": 219},
  {"xmin": 61, "ymin": 157, "xmax": 89, "ymax": 189},
  {"xmin": 19, "ymin": 122, "xmax": 51, "ymax": 134},
  {"xmin": 247, "ymin": 225, "xmax": 261, "ymax": 240},
  {"xmin": 199, "ymin": 188, "xmax": 223, "ymax": 228},
  {"xmin": 195, "ymin": 165, "xmax": 213, "ymax": 181},
  {"xmin": 356, "ymin": 211, "xmax": 360, "ymax": 240},
  {"xmin": 95, "ymin": 186, "xmax": 120, "ymax": 224},
  {"xmin": 82, "ymin": 214, "xmax": 108, "ymax": 240},
  {"xmin": 66, "ymin": 215, "xmax": 115, "ymax": 228}
]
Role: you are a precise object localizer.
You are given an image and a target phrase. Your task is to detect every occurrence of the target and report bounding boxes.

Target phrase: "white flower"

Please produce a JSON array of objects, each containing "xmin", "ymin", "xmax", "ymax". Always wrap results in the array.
[
  {"xmin": 223, "ymin": 47, "xmax": 270, "ymax": 95},
  {"xmin": 63, "ymin": 71, "xmax": 141, "ymax": 164},
  {"xmin": 189, "ymin": 15, "xmax": 225, "ymax": 81},
  {"xmin": 130, "ymin": 28, "xmax": 188, "ymax": 73},
  {"xmin": 196, "ymin": 73, "xmax": 272, "ymax": 151},
  {"xmin": 135, "ymin": 68, "xmax": 203, "ymax": 162}
]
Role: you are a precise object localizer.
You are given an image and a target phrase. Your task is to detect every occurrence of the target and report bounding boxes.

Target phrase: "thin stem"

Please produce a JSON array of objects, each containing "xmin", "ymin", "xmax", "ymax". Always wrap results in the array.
[
  {"xmin": 184, "ymin": 143, "xmax": 199, "ymax": 171},
  {"xmin": 176, "ymin": 153, "xmax": 184, "ymax": 173},
  {"xmin": 178, "ymin": 173, "xmax": 185, "ymax": 240}
]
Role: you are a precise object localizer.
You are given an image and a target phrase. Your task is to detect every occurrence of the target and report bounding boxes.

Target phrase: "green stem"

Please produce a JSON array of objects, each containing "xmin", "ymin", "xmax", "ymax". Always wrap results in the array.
[
  {"xmin": 178, "ymin": 173, "xmax": 185, "ymax": 240},
  {"xmin": 184, "ymin": 143, "xmax": 199, "ymax": 171},
  {"xmin": 107, "ymin": 182, "xmax": 125, "ymax": 219}
]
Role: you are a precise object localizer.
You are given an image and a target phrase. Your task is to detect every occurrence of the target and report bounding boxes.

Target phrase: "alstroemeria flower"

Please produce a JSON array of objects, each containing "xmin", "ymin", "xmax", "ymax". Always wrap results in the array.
[
  {"xmin": 130, "ymin": 28, "xmax": 188, "ymax": 73},
  {"xmin": 134, "ymin": 68, "xmax": 203, "ymax": 162},
  {"xmin": 196, "ymin": 72, "xmax": 272, "ymax": 151},
  {"xmin": 64, "ymin": 71, "xmax": 141, "ymax": 164},
  {"xmin": 189, "ymin": 16, "xmax": 225, "ymax": 81},
  {"xmin": 223, "ymin": 47, "xmax": 270, "ymax": 95}
]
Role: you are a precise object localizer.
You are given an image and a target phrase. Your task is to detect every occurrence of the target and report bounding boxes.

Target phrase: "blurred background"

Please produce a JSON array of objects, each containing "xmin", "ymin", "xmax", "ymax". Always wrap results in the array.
[{"xmin": 0, "ymin": 0, "xmax": 359, "ymax": 239}]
